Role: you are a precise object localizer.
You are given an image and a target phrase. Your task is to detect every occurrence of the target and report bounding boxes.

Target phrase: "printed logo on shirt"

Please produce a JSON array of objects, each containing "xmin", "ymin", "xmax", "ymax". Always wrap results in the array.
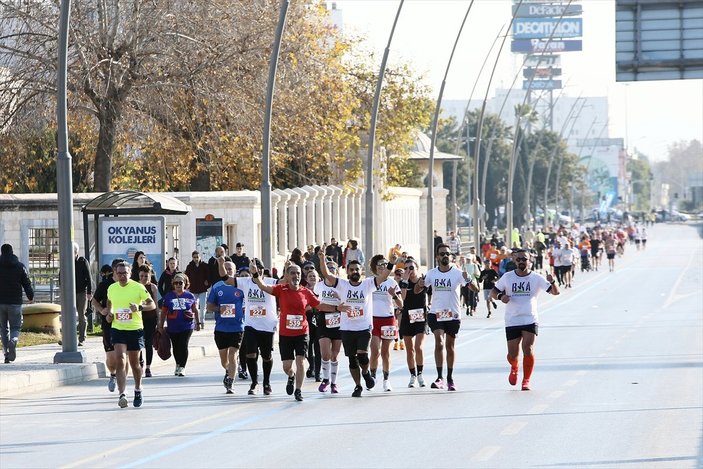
[
  {"xmin": 432, "ymin": 278, "xmax": 453, "ymax": 291},
  {"xmin": 346, "ymin": 290, "xmax": 366, "ymax": 300},
  {"xmin": 511, "ymin": 281, "xmax": 532, "ymax": 295},
  {"xmin": 248, "ymin": 289, "xmax": 265, "ymax": 300}
]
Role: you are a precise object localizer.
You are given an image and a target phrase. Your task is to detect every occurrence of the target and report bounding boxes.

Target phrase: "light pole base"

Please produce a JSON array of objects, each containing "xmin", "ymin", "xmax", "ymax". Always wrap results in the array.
[{"xmin": 53, "ymin": 351, "xmax": 87, "ymax": 364}]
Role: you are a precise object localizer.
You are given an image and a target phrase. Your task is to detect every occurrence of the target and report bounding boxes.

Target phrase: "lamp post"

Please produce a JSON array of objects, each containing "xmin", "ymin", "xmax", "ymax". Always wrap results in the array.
[
  {"xmin": 54, "ymin": 0, "xmax": 84, "ymax": 364},
  {"xmin": 261, "ymin": 0, "xmax": 289, "ymax": 269},
  {"xmin": 365, "ymin": 0, "xmax": 404, "ymax": 261},
  {"xmin": 427, "ymin": 1, "xmax": 474, "ymax": 266}
]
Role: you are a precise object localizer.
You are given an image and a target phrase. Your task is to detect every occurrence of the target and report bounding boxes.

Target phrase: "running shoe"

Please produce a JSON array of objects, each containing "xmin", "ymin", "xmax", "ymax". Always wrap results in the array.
[
  {"xmin": 521, "ymin": 379, "xmax": 531, "ymax": 391},
  {"xmin": 222, "ymin": 373, "xmax": 229, "ymax": 388},
  {"xmin": 362, "ymin": 372, "xmax": 376, "ymax": 390},
  {"xmin": 408, "ymin": 375, "xmax": 417, "ymax": 388},
  {"xmin": 175, "ymin": 365, "xmax": 180, "ymax": 376},
  {"xmin": 7, "ymin": 339, "xmax": 16, "ymax": 362},
  {"xmin": 144, "ymin": 368, "xmax": 152, "ymax": 378},
  {"xmin": 330, "ymin": 383, "xmax": 339, "ymax": 394},
  {"xmin": 263, "ymin": 384, "xmax": 272, "ymax": 395},
  {"xmin": 286, "ymin": 374, "xmax": 295, "ymax": 395},
  {"xmin": 351, "ymin": 385, "xmax": 363, "ymax": 397},
  {"xmin": 118, "ymin": 393, "xmax": 128, "ymax": 408},
  {"xmin": 238, "ymin": 367, "xmax": 248, "ymax": 380},
  {"xmin": 294, "ymin": 389, "xmax": 303, "ymax": 402},
  {"xmin": 417, "ymin": 373, "xmax": 426, "ymax": 387},
  {"xmin": 399, "ymin": 341, "xmax": 405, "ymax": 351},
  {"xmin": 487, "ymin": 312, "xmax": 491, "ymax": 318},
  {"xmin": 306, "ymin": 368, "xmax": 314, "ymax": 378},
  {"xmin": 318, "ymin": 380, "xmax": 329, "ymax": 393},
  {"xmin": 447, "ymin": 380, "xmax": 457, "ymax": 391},
  {"xmin": 133, "ymin": 390, "xmax": 143, "ymax": 408},
  {"xmin": 393, "ymin": 341, "xmax": 399, "ymax": 351},
  {"xmin": 225, "ymin": 377, "xmax": 234, "ymax": 394},
  {"xmin": 177, "ymin": 367, "xmax": 185, "ymax": 377},
  {"xmin": 108, "ymin": 375, "xmax": 117, "ymax": 393},
  {"xmin": 509, "ymin": 367, "xmax": 518, "ymax": 386},
  {"xmin": 383, "ymin": 379, "xmax": 393, "ymax": 392},
  {"xmin": 431, "ymin": 378, "xmax": 445, "ymax": 389},
  {"xmin": 248, "ymin": 384, "xmax": 257, "ymax": 395}
]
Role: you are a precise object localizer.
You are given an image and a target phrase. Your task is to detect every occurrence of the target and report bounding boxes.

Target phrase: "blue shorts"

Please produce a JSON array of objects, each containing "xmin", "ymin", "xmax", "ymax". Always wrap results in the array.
[{"xmin": 111, "ymin": 328, "xmax": 145, "ymax": 351}]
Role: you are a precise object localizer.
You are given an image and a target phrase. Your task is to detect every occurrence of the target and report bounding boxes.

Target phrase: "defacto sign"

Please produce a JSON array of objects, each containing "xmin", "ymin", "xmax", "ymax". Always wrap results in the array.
[
  {"xmin": 512, "ymin": 39, "xmax": 583, "ymax": 53},
  {"xmin": 523, "ymin": 67, "xmax": 562, "ymax": 79},
  {"xmin": 513, "ymin": 18, "xmax": 583, "ymax": 39},
  {"xmin": 513, "ymin": 3, "xmax": 582, "ymax": 18},
  {"xmin": 524, "ymin": 54, "xmax": 561, "ymax": 67},
  {"xmin": 523, "ymin": 79, "xmax": 562, "ymax": 90},
  {"xmin": 99, "ymin": 216, "xmax": 165, "ymax": 273}
]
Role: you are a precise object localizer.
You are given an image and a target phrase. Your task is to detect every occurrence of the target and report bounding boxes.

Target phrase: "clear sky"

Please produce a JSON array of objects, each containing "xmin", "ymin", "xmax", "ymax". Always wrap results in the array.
[{"xmin": 332, "ymin": 0, "xmax": 703, "ymax": 162}]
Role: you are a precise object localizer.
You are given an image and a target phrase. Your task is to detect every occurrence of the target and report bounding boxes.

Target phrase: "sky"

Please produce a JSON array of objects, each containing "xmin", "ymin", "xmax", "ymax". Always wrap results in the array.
[{"xmin": 331, "ymin": 0, "xmax": 703, "ymax": 162}]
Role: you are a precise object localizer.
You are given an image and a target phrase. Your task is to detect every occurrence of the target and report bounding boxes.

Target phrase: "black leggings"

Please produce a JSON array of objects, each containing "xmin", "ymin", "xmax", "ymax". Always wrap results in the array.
[
  {"xmin": 169, "ymin": 330, "xmax": 193, "ymax": 367},
  {"xmin": 142, "ymin": 313, "xmax": 158, "ymax": 366}
]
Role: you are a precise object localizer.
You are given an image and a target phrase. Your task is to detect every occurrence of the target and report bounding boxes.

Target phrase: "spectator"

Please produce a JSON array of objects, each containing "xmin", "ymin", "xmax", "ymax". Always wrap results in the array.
[
  {"xmin": 208, "ymin": 245, "xmax": 231, "ymax": 285},
  {"xmin": 0, "ymin": 244, "xmax": 34, "ymax": 363},
  {"xmin": 184, "ymin": 250, "xmax": 209, "ymax": 328},
  {"xmin": 231, "ymin": 243, "xmax": 250, "ymax": 271},
  {"xmin": 73, "ymin": 242, "xmax": 93, "ymax": 346},
  {"xmin": 325, "ymin": 238, "xmax": 344, "ymax": 267}
]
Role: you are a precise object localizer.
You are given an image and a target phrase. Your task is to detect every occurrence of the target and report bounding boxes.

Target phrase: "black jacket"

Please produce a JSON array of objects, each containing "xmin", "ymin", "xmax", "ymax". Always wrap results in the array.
[
  {"xmin": 75, "ymin": 256, "xmax": 92, "ymax": 294},
  {"xmin": 0, "ymin": 253, "xmax": 34, "ymax": 305}
]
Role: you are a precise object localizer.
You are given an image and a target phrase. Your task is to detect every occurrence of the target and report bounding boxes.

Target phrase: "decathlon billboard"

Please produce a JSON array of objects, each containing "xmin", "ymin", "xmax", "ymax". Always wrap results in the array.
[
  {"xmin": 99, "ymin": 217, "xmax": 165, "ymax": 273},
  {"xmin": 513, "ymin": 3, "xmax": 583, "ymax": 18},
  {"xmin": 512, "ymin": 39, "xmax": 583, "ymax": 53},
  {"xmin": 513, "ymin": 18, "xmax": 583, "ymax": 39},
  {"xmin": 616, "ymin": 0, "xmax": 703, "ymax": 81}
]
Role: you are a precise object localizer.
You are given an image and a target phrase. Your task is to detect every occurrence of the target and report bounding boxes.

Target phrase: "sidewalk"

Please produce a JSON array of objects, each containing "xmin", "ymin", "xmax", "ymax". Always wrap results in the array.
[{"xmin": 0, "ymin": 328, "xmax": 219, "ymax": 398}]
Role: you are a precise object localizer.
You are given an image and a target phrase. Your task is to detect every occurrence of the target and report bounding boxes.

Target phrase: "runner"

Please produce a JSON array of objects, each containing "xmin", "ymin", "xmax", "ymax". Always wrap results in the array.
[
  {"xmin": 368, "ymin": 254, "xmax": 403, "ymax": 392},
  {"xmin": 106, "ymin": 261, "xmax": 155, "ymax": 408},
  {"xmin": 478, "ymin": 259, "xmax": 499, "ymax": 318},
  {"xmin": 604, "ymin": 233, "xmax": 617, "ymax": 272},
  {"xmin": 424, "ymin": 243, "xmax": 472, "ymax": 391},
  {"xmin": 91, "ymin": 261, "xmax": 118, "ymax": 392},
  {"xmin": 491, "ymin": 249, "xmax": 560, "ymax": 391},
  {"xmin": 398, "ymin": 257, "xmax": 428, "ymax": 387},
  {"xmin": 226, "ymin": 264, "xmax": 279, "ymax": 396},
  {"xmin": 311, "ymin": 262, "xmax": 343, "ymax": 394},
  {"xmin": 158, "ymin": 273, "xmax": 200, "ymax": 377},
  {"xmin": 250, "ymin": 261, "xmax": 320, "ymax": 402},
  {"xmin": 319, "ymin": 247, "xmax": 377, "ymax": 398},
  {"xmin": 207, "ymin": 261, "xmax": 245, "ymax": 394},
  {"xmin": 137, "ymin": 265, "xmax": 159, "ymax": 377}
]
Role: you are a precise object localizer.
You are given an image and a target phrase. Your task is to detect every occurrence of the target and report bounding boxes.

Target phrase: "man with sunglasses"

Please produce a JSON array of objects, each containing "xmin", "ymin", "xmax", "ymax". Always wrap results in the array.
[
  {"xmin": 319, "ymin": 245, "xmax": 377, "ymax": 398},
  {"xmin": 491, "ymin": 249, "xmax": 559, "ymax": 391},
  {"xmin": 424, "ymin": 243, "xmax": 472, "ymax": 391},
  {"xmin": 106, "ymin": 261, "xmax": 155, "ymax": 408}
]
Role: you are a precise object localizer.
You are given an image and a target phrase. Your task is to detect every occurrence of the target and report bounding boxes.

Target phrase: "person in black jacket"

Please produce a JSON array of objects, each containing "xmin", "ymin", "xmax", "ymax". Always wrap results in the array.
[
  {"xmin": 324, "ymin": 238, "xmax": 344, "ymax": 267},
  {"xmin": 73, "ymin": 243, "xmax": 93, "ymax": 345},
  {"xmin": 0, "ymin": 244, "xmax": 34, "ymax": 363}
]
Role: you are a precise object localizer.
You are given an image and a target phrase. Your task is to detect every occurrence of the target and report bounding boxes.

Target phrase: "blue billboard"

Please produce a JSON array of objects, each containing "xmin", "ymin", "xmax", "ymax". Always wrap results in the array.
[
  {"xmin": 513, "ymin": 18, "xmax": 583, "ymax": 39},
  {"xmin": 523, "ymin": 80, "xmax": 562, "ymax": 90},
  {"xmin": 512, "ymin": 39, "xmax": 583, "ymax": 53}
]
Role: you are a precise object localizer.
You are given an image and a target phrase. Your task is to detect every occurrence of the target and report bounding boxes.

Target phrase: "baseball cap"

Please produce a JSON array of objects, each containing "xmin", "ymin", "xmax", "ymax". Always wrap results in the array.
[{"xmin": 237, "ymin": 266, "xmax": 249, "ymax": 273}]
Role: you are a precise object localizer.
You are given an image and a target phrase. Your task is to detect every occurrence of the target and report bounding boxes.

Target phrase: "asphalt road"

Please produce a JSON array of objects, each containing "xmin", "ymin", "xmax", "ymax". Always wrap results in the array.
[{"xmin": 1, "ymin": 222, "xmax": 701, "ymax": 469}]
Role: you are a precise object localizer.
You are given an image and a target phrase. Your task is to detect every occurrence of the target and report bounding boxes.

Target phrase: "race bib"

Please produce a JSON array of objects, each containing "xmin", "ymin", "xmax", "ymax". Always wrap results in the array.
[
  {"xmin": 324, "ymin": 312, "xmax": 341, "ymax": 328},
  {"xmin": 286, "ymin": 314, "xmax": 304, "ymax": 330},
  {"xmin": 381, "ymin": 325, "xmax": 397, "ymax": 339},
  {"xmin": 436, "ymin": 309, "xmax": 455, "ymax": 322},
  {"xmin": 220, "ymin": 304, "xmax": 236, "ymax": 318},
  {"xmin": 249, "ymin": 306, "xmax": 266, "ymax": 318},
  {"xmin": 408, "ymin": 308, "xmax": 424, "ymax": 324},
  {"xmin": 346, "ymin": 307, "xmax": 363, "ymax": 320},
  {"xmin": 115, "ymin": 308, "xmax": 132, "ymax": 322}
]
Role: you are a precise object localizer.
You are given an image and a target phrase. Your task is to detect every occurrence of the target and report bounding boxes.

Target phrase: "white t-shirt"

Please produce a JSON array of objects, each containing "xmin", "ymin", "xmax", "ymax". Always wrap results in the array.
[
  {"xmin": 561, "ymin": 247, "xmax": 576, "ymax": 266},
  {"xmin": 424, "ymin": 266, "xmax": 466, "ymax": 316},
  {"xmin": 313, "ymin": 279, "xmax": 341, "ymax": 307},
  {"xmin": 236, "ymin": 277, "xmax": 278, "ymax": 332},
  {"xmin": 371, "ymin": 277, "xmax": 399, "ymax": 318},
  {"xmin": 335, "ymin": 277, "xmax": 376, "ymax": 331},
  {"xmin": 494, "ymin": 270, "xmax": 551, "ymax": 327},
  {"xmin": 552, "ymin": 248, "xmax": 564, "ymax": 267}
]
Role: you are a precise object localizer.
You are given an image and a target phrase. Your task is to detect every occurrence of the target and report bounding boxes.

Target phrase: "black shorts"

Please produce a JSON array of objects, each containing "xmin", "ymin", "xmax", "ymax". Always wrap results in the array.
[
  {"xmin": 427, "ymin": 314, "xmax": 461, "ymax": 338},
  {"xmin": 399, "ymin": 310, "xmax": 426, "ymax": 338},
  {"xmin": 244, "ymin": 326, "xmax": 274, "ymax": 359},
  {"xmin": 279, "ymin": 334, "xmax": 308, "ymax": 361},
  {"xmin": 505, "ymin": 323, "xmax": 538, "ymax": 341},
  {"xmin": 102, "ymin": 323, "xmax": 114, "ymax": 352},
  {"xmin": 317, "ymin": 312, "xmax": 342, "ymax": 340},
  {"xmin": 110, "ymin": 328, "xmax": 144, "ymax": 351},
  {"xmin": 634, "ymin": 239, "xmax": 641, "ymax": 244},
  {"xmin": 214, "ymin": 330, "xmax": 243, "ymax": 350},
  {"xmin": 607, "ymin": 252, "xmax": 616, "ymax": 260},
  {"xmin": 341, "ymin": 329, "xmax": 371, "ymax": 356}
]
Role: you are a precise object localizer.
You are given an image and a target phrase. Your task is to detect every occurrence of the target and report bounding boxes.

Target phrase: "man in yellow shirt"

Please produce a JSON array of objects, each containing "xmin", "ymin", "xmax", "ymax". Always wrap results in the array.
[{"xmin": 107, "ymin": 261, "xmax": 155, "ymax": 408}]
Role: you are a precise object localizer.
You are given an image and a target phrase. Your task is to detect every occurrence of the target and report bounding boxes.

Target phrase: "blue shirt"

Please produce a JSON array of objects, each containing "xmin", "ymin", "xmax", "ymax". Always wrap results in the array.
[
  {"xmin": 161, "ymin": 291, "xmax": 197, "ymax": 333},
  {"xmin": 207, "ymin": 281, "xmax": 245, "ymax": 333}
]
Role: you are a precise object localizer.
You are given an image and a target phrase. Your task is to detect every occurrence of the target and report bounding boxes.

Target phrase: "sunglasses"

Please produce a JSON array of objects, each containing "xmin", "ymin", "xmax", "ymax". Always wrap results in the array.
[
  {"xmin": 438, "ymin": 252, "xmax": 451, "ymax": 257},
  {"xmin": 406, "ymin": 266, "xmax": 415, "ymax": 270},
  {"xmin": 173, "ymin": 281, "xmax": 184, "ymax": 285},
  {"xmin": 515, "ymin": 257, "xmax": 528, "ymax": 262}
]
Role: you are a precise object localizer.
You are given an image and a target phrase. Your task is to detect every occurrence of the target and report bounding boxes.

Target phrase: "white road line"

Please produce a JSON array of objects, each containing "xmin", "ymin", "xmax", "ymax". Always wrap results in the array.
[
  {"xmin": 563, "ymin": 380, "xmax": 578, "ymax": 387},
  {"xmin": 500, "ymin": 421, "xmax": 528, "ymax": 436},
  {"xmin": 472, "ymin": 446, "xmax": 502, "ymax": 462},
  {"xmin": 548, "ymin": 390, "xmax": 565, "ymax": 399},
  {"xmin": 528, "ymin": 404, "xmax": 549, "ymax": 414}
]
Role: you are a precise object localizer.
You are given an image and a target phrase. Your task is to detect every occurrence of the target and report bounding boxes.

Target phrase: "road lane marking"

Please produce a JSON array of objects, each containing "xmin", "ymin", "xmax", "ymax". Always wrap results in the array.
[
  {"xmin": 472, "ymin": 446, "xmax": 501, "ymax": 461},
  {"xmin": 528, "ymin": 404, "xmax": 549, "ymax": 414},
  {"xmin": 547, "ymin": 390, "xmax": 564, "ymax": 399},
  {"xmin": 500, "ymin": 421, "xmax": 528, "ymax": 435},
  {"xmin": 563, "ymin": 380, "xmax": 578, "ymax": 387},
  {"xmin": 662, "ymin": 246, "xmax": 699, "ymax": 309}
]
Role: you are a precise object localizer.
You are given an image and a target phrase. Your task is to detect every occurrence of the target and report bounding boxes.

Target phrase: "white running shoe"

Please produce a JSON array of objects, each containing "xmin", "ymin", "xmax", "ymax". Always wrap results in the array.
[
  {"xmin": 383, "ymin": 379, "xmax": 393, "ymax": 392},
  {"xmin": 417, "ymin": 373, "xmax": 426, "ymax": 387},
  {"xmin": 408, "ymin": 375, "xmax": 417, "ymax": 388}
]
